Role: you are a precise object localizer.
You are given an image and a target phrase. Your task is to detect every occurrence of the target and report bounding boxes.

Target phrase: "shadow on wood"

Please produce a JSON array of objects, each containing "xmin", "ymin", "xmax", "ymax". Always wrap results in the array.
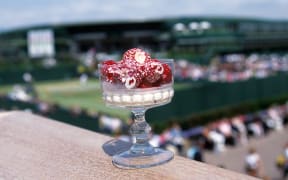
[{"xmin": 102, "ymin": 139, "xmax": 132, "ymax": 156}]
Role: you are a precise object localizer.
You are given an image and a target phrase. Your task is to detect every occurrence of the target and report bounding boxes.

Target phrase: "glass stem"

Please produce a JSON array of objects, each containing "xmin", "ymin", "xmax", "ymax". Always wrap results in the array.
[{"xmin": 130, "ymin": 108, "xmax": 154, "ymax": 154}]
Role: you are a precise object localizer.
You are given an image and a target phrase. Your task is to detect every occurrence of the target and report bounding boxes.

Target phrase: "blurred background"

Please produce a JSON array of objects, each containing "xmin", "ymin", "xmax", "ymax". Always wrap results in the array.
[{"xmin": 0, "ymin": 0, "xmax": 288, "ymax": 179}]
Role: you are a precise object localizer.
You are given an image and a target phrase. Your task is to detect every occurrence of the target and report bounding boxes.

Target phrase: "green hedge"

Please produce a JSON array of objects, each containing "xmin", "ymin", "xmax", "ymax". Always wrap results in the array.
[
  {"xmin": 151, "ymin": 94, "xmax": 288, "ymax": 133},
  {"xmin": 0, "ymin": 64, "xmax": 78, "ymax": 84},
  {"xmin": 0, "ymin": 97, "xmax": 100, "ymax": 133}
]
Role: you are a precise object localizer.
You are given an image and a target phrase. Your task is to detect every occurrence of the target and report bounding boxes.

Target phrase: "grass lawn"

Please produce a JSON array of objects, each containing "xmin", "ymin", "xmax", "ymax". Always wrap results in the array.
[
  {"xmin": 0, "ymin": 79, "xmax": 193, "ymax": 120},
  {"xmin": 37, "ymin": 79, "xmax": 130, "ymax": 120}
]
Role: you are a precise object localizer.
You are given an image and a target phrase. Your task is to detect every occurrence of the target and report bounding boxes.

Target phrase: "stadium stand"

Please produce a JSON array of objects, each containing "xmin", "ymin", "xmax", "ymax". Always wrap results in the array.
[{"xmin": 0, "ymin": 17, "xmax": 288, "ymax": 64}]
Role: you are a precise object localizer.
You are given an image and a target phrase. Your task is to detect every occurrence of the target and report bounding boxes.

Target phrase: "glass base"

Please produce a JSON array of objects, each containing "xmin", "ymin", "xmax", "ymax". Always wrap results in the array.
[{"xmin": 112, "ymin": 147, "xmax": 174, "ymax": 169}]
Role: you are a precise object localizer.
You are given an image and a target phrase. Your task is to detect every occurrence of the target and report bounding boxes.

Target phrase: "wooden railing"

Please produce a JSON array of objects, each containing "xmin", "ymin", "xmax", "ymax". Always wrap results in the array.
[{"xmin": 0, "ymin": 111, "xmax": 258, "ymax": 179}]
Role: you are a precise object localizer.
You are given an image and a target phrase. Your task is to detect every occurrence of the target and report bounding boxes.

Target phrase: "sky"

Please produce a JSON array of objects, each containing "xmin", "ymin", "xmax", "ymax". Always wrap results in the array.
[{"xmin": 1, "ymin": 0, "xmax": 288, "ymax": 31}]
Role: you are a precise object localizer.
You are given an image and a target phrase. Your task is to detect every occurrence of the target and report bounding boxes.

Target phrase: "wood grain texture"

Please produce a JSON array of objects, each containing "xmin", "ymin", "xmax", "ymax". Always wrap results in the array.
[{"xmin": 0, "ymin": 111, "xmax": 259, "ymax": 180}]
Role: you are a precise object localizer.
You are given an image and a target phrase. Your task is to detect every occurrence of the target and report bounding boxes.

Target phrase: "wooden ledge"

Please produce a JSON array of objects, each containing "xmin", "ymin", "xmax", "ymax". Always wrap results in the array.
[{"xmin": 0, "ymin": 111, "xmax": 258, "ymax": 179}]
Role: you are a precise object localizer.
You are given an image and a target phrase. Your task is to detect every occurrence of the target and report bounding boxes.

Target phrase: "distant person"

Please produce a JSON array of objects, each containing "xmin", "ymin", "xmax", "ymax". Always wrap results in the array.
[
  {"xmin": 85, "ymin": 48, "xmax": 96, "ymax": 67},
  {"xmin": 218, "ymin": 119, "xmax": 236, "ymax": 146},
  {"xmin": 231, "ymin": 116, "xmax": 248, "ymax": 145},
  {"xmin": 268, "ymin": 105, "xmax": 283, "ymax": 131},
  {"xmin": 244, "ymin": 147, "xmax": 264, "ymax": 178},
  {"xmin": 283, "ymin": 142, "xmax": 288, "ymax": 179},
  {"xmin": 169, "ymin": 122, "xmax": 184, "ymax": 154},
  {"xmin": 8, "ymin": 85, "xmax": 31, "ymax": 102},
  {"xmin": 23, "ymin": 72, "xmax": 38, "ymax": 99},
  {"xmin": 207, "ymin": 123, "xmax": 226, "ymax": 153},
  {"xmin": 23, "ymin": 72, "xmax": 32, "ymax": 83},
  {"xmin": 186, "ymin": 141, "xmax": 204, "ymax": 162},
  {"xmin": 79, "ymin": 73, "xmax": 88, "ymax": 86}
]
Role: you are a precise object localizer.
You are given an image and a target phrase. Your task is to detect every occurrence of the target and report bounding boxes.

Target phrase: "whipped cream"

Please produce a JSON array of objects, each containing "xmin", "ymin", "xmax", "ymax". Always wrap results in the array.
[{"xmin": 103, "ymin": 86, "xmax": 174, "ymax": 108}]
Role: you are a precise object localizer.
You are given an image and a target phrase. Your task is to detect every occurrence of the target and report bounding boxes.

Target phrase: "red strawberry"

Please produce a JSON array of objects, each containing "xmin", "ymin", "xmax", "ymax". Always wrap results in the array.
[
  {"xmin": 144, "ymin": 59, "xmax": 163, "ymax": 83},
  {"xmin": 152, "ymin": 80, "xmax": 162, "ymax": 87},
  {"xmin": 100, "ymin": 60, "xmax": 116, "ymax": 76},
  {"xmin": 138, "ymin": 79, "xmax": 153, "ymax": 88},
  {"xmin": 102, "ymin": 60, "xmax": 116, "ymax": 66},
  {"xmin": 138, "ymin": 78, "xmax": 163, "ymax": 88},
  {"xmin": 124, "ymin": 69, "xmax": 143, "ymax": 89},
  {"xmin": 124, "ymin": 77, "xmax": 137, "ymax": 89},
  {"xmin": 119, "ymin": 59, "xmax": 139, "ymax": 69},
  {"xmin": 122, "ymin": 48, "xmax": 151, "ymax": 64},
  {"xmin": 161, "ymin": 63, "xmax": 172, "ymax": 84},
  {"xmin": 101, "ymin": 61, "xmax": 121, "ymax": 83}
]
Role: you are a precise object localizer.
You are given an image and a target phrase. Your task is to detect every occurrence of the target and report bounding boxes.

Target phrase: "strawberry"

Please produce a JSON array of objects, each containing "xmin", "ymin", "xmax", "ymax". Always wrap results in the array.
[
  {"xmin": 124, "ymin": 77, "xmax": 138, "ymax": 89},
  {"xmin": 122, "ymin": 48, "xmax": 151, "ymax": 64},
  {"xmin": 102, "ymin": 60, "xmax": 116, "ymax": 66},
  {"xmin": 161, "ymin": 63, "xmax": 172, "ymax": 84},
  {"xmin": 144, "ymin": 59, "xmax": 163, "ymax": 83},
  {"xmin": 119, "ymin": 59, "xmax": 139, "ymax": 69},
  {"xmin": 124, "ymin": 69, "xmax": 143, "ymax": 89},
  {"xmin": 138, "ymin": 79, "xmax": 153, "ymax": 88},
  {"xmin": 152, "ymin": 80, "xmax": 162, "ymax": 87},
  {"xmin": 100, "ymin": 60, "xmax": 116, "ymax": 76},
  {"xmin": 101, "ymin": 61, "xmax": 121, "ymax": 83}
]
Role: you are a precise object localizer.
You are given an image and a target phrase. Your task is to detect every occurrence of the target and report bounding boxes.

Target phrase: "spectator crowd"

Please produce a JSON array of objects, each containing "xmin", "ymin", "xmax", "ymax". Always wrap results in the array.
[{"xmin": 175, "ymin": 53, "xmax": 288, "ymax": 82}]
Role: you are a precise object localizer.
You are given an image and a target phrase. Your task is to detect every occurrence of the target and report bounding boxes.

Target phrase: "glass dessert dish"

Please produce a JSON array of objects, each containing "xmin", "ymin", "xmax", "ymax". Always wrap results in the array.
[{"xmin": 99, "ymin": 49, "xmax": 174, "ymax": 169}]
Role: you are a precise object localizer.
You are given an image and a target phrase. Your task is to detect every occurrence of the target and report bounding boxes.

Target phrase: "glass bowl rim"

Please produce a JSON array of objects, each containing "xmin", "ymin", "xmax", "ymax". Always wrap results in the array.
[{"xmin": 98, "ymin": 59, "xmax": 174, "ymax": 67}]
